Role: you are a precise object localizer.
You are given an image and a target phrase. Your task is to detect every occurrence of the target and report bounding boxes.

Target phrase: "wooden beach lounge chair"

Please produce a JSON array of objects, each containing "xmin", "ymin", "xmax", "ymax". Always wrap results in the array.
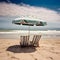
[
  {"xmin": 20, "ymin": 35, "xmax": 29, "ymax": 47},
  {"xmin": 30, "ymin": 35, "xmax": 41, "ymax": 47}
]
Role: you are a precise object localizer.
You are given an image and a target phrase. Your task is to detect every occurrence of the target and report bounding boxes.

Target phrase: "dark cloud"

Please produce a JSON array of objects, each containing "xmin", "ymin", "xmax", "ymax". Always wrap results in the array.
[{"xmin": 0, "ymin": 0, "xmax": 8, "ymax": 2}]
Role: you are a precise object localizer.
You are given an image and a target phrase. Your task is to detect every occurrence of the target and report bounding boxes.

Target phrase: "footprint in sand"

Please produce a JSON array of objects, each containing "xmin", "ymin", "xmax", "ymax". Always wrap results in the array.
[
  {"xmin": 11, "ymin": 56, "xmax": 19, "ymax": 60},
  {"xmin": 48, "ymin": 57, "xmax": 53, "ymax": 60}
]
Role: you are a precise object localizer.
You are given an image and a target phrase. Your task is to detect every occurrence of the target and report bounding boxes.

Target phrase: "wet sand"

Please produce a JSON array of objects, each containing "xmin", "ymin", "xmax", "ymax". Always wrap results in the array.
[{"xmin": 0, "ymin": 38, "xmax": 60, "ymax": 60}]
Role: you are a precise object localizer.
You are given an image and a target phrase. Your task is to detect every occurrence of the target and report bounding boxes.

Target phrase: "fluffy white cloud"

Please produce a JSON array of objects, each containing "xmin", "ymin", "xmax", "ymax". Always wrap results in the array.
[{"xmin": 0, "ymin": 2, "xmax": 60, "ymax": 21}]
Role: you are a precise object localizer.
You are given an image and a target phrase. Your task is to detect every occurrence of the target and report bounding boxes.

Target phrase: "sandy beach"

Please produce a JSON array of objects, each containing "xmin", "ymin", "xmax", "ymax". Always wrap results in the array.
[{"xmin": 0, "ymin": 38, "xmax": 60, "ymax": 60}]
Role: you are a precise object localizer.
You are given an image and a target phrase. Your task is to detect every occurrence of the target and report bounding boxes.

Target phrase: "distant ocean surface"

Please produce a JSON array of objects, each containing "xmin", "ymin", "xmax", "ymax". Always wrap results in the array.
[
  {"xmin": 0, "ymin": 16, "xmax": 60, "ymax": 31},
  {"xmin": 0, "ymin": 30, "xmax": 60, "ymax": 39},
  {"xmin": 0, "ymin": 16, "xmax": 60, "ymax": 39}
]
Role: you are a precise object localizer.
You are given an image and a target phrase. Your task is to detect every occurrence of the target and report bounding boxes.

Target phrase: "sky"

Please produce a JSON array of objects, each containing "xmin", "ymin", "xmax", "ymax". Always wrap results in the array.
[
  {"xmin": 0, "ymin": 0, "xmax": 60, "ymax": 21},
  {"xmin": 0, "ymin": 0, "xmax": 60, "ymax": 11},
  {"xmin": 0, "ymin": 0, "xmax": 60, "ymax": 30}
]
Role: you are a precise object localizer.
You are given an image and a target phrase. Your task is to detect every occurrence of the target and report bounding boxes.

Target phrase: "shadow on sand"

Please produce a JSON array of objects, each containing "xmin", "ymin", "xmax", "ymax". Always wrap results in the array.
[{"xmin": 6, "ymin": 45, "xmax": 37, "ymax": 53}]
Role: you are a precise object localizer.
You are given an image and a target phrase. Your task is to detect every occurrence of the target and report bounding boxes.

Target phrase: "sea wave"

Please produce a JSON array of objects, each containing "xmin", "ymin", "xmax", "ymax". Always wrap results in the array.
[{"xmin": 0, "ymin": 30, "xmax": 60, "ymax": 39}]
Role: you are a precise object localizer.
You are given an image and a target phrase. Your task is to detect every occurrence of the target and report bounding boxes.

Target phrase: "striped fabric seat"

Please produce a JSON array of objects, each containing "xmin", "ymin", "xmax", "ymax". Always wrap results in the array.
[
  {"xmin": 31, "ymin": 35, "xmax": 41, "ymax": 46},
  {"xmin": 20, "ymin": 35, "xmax": 29, "ymax": 46}
]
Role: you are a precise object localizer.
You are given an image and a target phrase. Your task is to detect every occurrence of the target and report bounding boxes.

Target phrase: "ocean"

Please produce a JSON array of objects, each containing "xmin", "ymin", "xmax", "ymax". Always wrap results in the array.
[
  {"xmin": 0, "ymin": 16, "xmax": 60, "ymax": 31},
  {"xmin": 0, "ymin": 16, "xmax": 60, "ymax": 39},
  {"xmin": 0, "ymin": 30, "xmax": 60, "ymax": 39}
]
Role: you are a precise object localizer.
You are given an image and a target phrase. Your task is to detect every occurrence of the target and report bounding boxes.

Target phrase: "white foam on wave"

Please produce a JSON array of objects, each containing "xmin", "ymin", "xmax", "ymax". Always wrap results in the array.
[
  {"xmin": 0, "ymin": 30, "xmax": 60, "ymax": 34},
  {"xmin": 0, "ymin": 30, "xmax": 60, "ymax": 39}
]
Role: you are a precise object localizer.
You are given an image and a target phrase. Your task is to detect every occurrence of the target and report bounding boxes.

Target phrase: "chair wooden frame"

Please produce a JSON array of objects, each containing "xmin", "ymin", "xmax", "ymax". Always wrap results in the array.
[
  {"xmin": 20, "ymin": 35, "xmax": 41, "ymax": 47},
  {"xmin": 20, "ymin": 35, "xmax": 29, "ymax": 47},
  {"xmin": 30, "ymin": 35, "xmax": 41, "ymax": 46}
]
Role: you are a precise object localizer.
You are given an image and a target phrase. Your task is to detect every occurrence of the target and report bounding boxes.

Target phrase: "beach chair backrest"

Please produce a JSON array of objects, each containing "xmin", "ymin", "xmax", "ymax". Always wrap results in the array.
[
  {"xmin": 32, "ymin": 35, "xmax": 41, "ymax": 44},
  {"xmin": 20, "ymin": 35, "xmax": 29, "ymax": 46}
]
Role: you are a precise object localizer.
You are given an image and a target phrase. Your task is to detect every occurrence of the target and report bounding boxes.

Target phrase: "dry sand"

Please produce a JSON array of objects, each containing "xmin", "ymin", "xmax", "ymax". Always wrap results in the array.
[{"xmin": 0, "ymin": 38, "xmax": 60, "ymax": 60}]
